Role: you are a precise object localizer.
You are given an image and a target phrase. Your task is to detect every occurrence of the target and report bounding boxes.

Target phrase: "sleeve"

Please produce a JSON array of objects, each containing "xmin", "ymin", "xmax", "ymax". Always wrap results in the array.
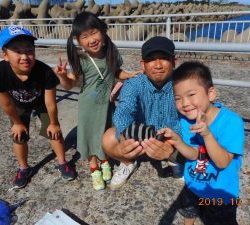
[
  {"xmin": 113, "ymin": 78, "xmax": 139, "ymax": 138},
  {"xmin": 218, "ymin": 113, "xmax": 244, "ymax": 156},
  {"xmin": 44, "ymin": 65, "xmax": 60, "ymax": 90}
]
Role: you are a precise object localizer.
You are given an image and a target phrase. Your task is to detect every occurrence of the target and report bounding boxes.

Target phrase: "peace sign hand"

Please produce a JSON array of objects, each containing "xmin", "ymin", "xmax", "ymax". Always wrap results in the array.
[
  {"xmin": 190, "ymin": 109, "xmax": 210, "ymax": 137},
  {"xmin": 54, "ymin": 56, "xmax": 68, "ymax": 78}
]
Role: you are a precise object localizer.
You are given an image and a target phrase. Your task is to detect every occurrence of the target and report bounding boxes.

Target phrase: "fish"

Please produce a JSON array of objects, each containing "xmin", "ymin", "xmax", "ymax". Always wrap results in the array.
[{"xmin": 122, "ymin": 122, "xmax": 165, "ymax": 142}]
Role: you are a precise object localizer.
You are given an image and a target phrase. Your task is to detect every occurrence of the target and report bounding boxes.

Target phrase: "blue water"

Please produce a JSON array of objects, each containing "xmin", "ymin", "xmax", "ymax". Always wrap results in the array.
[{"xmin": 188, "ymin": 14, "xmax": 250, "ymax": 41}]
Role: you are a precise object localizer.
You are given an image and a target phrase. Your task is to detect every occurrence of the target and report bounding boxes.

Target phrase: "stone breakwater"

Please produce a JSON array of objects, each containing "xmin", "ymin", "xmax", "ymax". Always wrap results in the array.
[
  {"xmin": 0, "ymin": 50, "xmax": 249, "ymax": 225},
  {"xmin": 2, "ymin": 1, "xmax": 250, "ymax": 44},
  {"xmin": 1, "ymin": 0, "xmax": 250, "ymax": 22}
]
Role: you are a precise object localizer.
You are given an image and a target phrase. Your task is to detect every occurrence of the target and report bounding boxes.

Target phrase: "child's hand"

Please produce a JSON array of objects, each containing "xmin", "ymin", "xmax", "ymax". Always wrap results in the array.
[
  {"xmin": 54, "ymin": 57, "xmax": 68, "ymax": 78},
  {"xmin": 11, "ymin": 124, "xmax": 28, "ymax": 142},
  {"xmin": 157, "ymin": 128, "xmax": 183, "ymax": 148},
  {"xmin": 190, "ymin": 109, "xmax": 210, "ymax": 137},
  {"xmin": 119, "ymin": 70, "xmax": 142, "ymax": 80},
  {"xmin": 47, "ymin": 124, "xmax": 62, "ymax": 140},
  {"xmin": 128, "ymin": 70, "xmax": 142, "ymax": 78}
]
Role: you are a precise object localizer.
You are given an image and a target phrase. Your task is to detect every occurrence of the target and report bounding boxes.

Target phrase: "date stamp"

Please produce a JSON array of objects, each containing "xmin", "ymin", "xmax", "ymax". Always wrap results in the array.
[{"xmin": 198, "ymin": 198, "xmax": 250, "ymax": 206}]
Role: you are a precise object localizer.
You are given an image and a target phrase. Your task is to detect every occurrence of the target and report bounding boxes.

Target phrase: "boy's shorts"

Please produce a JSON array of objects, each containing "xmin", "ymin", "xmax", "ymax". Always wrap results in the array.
[
  {"xmin": 11, "ymin": 106, "xmax": 50, "ymax": 144},
  {"xmin": 178, "ymin": 186, "xmax": 238, "ymax": 225}
]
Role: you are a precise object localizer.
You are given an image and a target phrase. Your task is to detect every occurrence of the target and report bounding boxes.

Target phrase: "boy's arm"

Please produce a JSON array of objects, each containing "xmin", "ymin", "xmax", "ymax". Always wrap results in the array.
[
  {"xmin": 155, "ymin": 128, "xmax": 198, "ymax": 160},
  {"xmin": 0, "ymin": 92, "xmax": 22, "ymax": 124},
  {"xmin": 0, "ymin": 92, "xmax": 27, "ymax": 140},
  {"xmin": 44, "ymin": 88, "xmax": 62, "ymax": 140},
  {"xmin": 191, "ymin": 110, "xmax": 235, "ymax": 168},
  {"xmin": 201, "ymin": 132, "xmax": 234, "ymax": 169}
]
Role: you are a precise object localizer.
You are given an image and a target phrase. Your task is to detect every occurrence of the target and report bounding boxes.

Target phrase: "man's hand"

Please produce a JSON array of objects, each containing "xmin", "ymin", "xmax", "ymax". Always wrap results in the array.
[
  {"xmin": 11, "ymin": 123, "xmax": 28, "ymax": 142},
  {"xmin": 117, "ymin": 135, "xmax": 144, "ymax": 162},
  {"xmin": 47, "ymin": 124, "xmax": 62, "ymax": 140},
  {"xmin": 141, "ymin": 137, "xmax": 174, "ymax": 160}
]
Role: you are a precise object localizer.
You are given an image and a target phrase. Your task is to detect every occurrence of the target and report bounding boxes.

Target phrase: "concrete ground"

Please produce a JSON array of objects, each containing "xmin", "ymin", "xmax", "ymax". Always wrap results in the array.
[{"xmin": 0, "ymin": 49, "xmax": 249, "ymax": 225}]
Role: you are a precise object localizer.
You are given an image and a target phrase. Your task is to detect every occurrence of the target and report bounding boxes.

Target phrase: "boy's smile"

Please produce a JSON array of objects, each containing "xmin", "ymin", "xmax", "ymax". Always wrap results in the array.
[
  {"xmin": 3, "ymin": 39, "xmax": 35, "ymax": 77},
  {"xmin": 174, "ymin": 78, "xmax": 216, "ymax": 121}
]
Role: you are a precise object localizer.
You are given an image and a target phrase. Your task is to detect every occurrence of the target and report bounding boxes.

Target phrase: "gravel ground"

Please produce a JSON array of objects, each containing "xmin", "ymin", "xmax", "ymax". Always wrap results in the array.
[{"xmin": 0, "ymin": 48, "xmax": 249, "ymax": 225}]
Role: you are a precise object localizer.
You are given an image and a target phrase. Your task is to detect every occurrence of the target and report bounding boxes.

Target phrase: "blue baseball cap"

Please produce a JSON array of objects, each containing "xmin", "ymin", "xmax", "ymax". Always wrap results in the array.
[{"xmin": 0, "ymin": 26, "xmax": 37, "ymax": 49}]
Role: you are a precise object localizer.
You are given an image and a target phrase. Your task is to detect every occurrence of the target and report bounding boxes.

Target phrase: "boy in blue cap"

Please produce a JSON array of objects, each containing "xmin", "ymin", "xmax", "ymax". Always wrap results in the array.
[{"xmin": 0, "ymin": 26, "xmax": 76, "ymax": 188}]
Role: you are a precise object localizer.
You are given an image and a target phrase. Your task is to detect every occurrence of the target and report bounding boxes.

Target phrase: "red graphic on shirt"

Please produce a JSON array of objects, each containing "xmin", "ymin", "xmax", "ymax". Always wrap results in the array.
[{"xmin": 194, "ymin": 145, "xmax": 209, "ymax": 176}]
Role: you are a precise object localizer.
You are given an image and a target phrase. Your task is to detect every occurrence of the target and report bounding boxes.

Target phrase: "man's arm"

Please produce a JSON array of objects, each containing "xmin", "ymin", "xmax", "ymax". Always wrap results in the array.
[
  {"xmin": 44, "ymin": 88, "xmax": 62, "ymax": 140},
  {"xmin": 113, "ymin": 78, "xmax": 139, "ymax": 137},
  {"xmin": 0, "ymin": 92, "xmax": 27, "ymax": 141}
]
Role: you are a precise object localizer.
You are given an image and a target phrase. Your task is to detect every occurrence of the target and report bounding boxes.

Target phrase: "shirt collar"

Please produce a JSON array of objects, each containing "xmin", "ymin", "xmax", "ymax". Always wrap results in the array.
[{"xmin": 142, "ymin": 74, "xmax": 173, "ymax": 93}]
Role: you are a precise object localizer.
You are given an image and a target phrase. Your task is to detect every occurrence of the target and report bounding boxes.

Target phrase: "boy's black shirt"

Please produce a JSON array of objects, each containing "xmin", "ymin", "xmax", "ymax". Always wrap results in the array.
[{"xmin": 0, "ymin": 60, "xmax": 59, "ymax": 109}]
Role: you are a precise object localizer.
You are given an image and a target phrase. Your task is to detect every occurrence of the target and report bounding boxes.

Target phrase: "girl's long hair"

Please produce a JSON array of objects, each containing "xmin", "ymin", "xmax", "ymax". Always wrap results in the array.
[{"xmin": 67, "ymin": 11, "xmax": 119, "ymax": 86}]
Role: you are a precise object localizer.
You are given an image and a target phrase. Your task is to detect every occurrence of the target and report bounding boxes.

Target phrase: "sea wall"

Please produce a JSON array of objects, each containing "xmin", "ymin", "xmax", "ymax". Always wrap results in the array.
[
  {"xmin": 0, "ymin": 0, "xmax": 250, "ymax": 21},
  {"xmin": 1, "ymin": 0, "xmax": 250, "ymax": 42}
]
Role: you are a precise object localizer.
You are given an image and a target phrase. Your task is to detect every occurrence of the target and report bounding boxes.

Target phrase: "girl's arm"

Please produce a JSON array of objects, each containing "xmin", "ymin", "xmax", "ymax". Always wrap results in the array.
[
  {"xmin": 54, "ymin": 57, "xmax": 76, "ymax": 90},
  {"xmin": 158, "ymin": 128, "xmax": 198, "ymax": 160},
  {"xmin": 117, "ymin": 69, "xmax": 142, "ymax": 80}
]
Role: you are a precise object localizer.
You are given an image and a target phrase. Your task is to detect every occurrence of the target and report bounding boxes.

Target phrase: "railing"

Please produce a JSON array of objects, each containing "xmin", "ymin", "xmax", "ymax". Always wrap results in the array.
[
  {"xmin": 1, "ymin": 11, "xmax": 250, "ymax": 44},
  {"xmin": 0, "ymin": 12, "xmax": 250, "ymax": 88}
]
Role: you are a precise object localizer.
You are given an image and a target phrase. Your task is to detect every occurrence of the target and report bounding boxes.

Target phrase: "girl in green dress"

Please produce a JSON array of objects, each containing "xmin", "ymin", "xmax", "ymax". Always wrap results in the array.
[{"xmin": 55, "ymin": 12, "xmax": 137, "ymax": 190}]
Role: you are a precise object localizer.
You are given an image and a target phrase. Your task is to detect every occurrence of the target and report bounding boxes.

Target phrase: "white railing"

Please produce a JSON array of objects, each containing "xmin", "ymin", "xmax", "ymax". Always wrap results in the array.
[{"xmin": 0, "ymin": 11, "xmax": 250, "ymax": 44}]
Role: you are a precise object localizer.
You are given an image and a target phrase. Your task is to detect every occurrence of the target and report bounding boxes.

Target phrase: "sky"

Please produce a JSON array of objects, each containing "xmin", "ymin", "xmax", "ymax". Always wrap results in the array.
[{"xmin": 234, "ymin": 0, "xmax": 250, "ymax": 4}]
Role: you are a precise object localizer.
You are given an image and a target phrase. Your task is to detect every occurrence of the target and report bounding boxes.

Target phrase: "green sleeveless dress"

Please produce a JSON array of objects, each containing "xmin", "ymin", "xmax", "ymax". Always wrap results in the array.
[{"xmin": 77, "ymin": 55, "xmax": 121, "ymax": 160}]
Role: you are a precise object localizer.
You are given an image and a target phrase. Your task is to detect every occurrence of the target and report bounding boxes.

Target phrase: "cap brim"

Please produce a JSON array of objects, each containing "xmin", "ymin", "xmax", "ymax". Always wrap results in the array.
[
  {"xmin": 143, "ymin": 49, "xmax": 174, "ymax": 60},
  {"xmin": 2, "ymin": 34, "xmax": 37, "ymax": 49}
]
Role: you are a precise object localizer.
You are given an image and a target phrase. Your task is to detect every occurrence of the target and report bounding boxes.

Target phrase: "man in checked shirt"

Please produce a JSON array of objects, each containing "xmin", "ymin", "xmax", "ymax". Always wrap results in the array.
[{"xmin": 102, "ymin": 36, "xmax": 184, "ymax": 190}]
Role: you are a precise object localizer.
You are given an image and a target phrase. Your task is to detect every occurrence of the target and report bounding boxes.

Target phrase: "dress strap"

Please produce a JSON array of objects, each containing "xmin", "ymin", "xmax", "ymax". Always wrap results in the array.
[{"xmin": 87, "ymin": 54, "xmax": 104, "ymax": 80}]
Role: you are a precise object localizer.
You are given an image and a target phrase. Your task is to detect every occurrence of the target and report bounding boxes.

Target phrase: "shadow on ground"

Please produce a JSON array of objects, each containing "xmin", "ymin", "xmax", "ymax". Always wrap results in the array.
[{"xmin": 31, "ymin": 126, "xmax": 78, "ymax": 178}]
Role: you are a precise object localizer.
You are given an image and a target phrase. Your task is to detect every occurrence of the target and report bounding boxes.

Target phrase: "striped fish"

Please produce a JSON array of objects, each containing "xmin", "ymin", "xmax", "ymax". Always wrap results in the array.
[{"xmin": 122, "ymin": 122, "xmax": 164, "ymax": 142}]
